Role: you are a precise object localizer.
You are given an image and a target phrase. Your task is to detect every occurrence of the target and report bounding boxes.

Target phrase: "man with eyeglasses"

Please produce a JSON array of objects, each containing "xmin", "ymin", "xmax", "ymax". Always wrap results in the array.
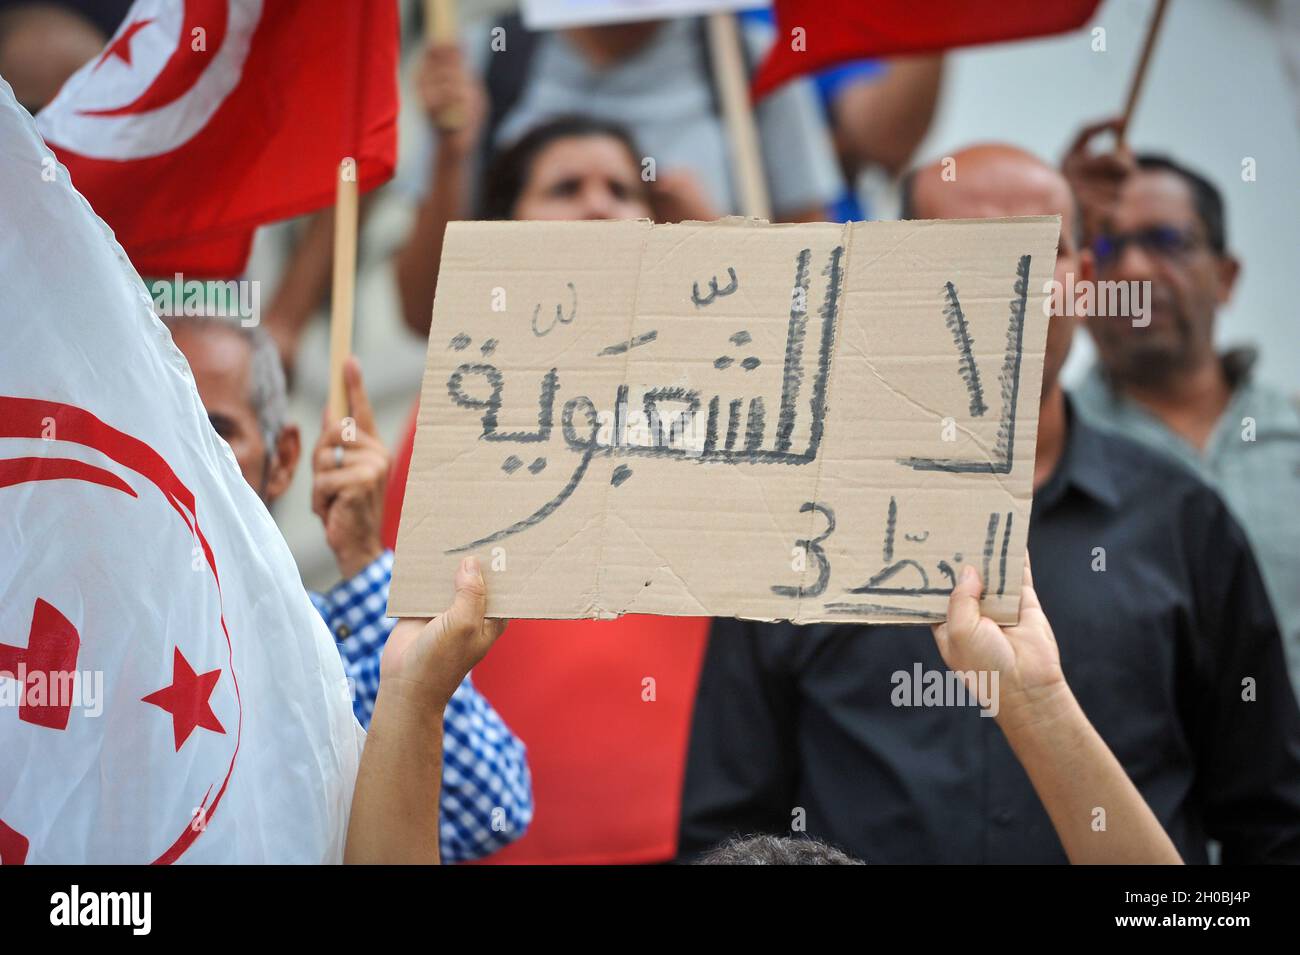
[
  {"xmin": 1065, "ymin": 143, "xmax": 1300, "ymax": 700},
  {"xmin": 678, "ymin": 145, "xmax": 1300, "ymax": 864}
]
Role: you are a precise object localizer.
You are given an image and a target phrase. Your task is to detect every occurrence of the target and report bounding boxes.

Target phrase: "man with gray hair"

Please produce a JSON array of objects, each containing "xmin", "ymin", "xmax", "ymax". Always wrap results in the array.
[{"xmin": 164, "ymin": 311, "xmax": 533, "ymax": 863}]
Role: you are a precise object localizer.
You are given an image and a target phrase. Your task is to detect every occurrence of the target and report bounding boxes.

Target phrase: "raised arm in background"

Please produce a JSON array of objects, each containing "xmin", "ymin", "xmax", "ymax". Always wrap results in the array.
[
  {"xmin": 395, "ymin": 42, "xmax": 486, "ymax": 339},
  {"xmin": 832, "ymin": 56, "xmax": 944, "ymax": 178}
]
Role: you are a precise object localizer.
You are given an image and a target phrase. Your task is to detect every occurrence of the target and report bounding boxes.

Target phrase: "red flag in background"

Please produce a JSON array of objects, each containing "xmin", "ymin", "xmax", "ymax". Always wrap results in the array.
[
  {"xmin": 754, "ymin": 0, "xmax": 1101, "ymax": 98},
  {"xmin": 37, "ymin": 0, "xmax": 398, "ymax": 277}
]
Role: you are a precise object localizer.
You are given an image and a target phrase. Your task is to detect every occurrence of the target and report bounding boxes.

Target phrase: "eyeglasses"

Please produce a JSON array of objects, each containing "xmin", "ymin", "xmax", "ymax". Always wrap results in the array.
[{"xmin": 1092, "ymin": 225, "xmax": 1208, "ymax": 268}]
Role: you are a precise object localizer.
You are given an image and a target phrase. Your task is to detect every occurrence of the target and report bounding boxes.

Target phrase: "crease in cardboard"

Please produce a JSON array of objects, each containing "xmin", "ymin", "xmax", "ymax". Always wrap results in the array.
[{"xmin": 589, "ymin": 219, "xmax": 654, "ymax": 618}]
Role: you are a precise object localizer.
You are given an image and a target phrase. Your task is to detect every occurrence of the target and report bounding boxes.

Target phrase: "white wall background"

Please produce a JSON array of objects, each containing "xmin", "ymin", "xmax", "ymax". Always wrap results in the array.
[{"xmin": 908, "ymin": 0, "xmax": 1299, "ymax": 391}]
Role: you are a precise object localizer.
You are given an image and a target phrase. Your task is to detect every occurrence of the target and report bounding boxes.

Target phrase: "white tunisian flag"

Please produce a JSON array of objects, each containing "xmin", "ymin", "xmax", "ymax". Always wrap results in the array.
[{"xmin": 0, "ymin": 79, "xmax": 364, "ymax": 864}]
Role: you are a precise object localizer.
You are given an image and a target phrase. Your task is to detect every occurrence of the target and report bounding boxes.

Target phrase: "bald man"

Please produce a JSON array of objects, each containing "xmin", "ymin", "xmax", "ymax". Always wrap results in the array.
[{"xmin": 679, "ymin": 145, "xmax": 1300, "ymax": 864}]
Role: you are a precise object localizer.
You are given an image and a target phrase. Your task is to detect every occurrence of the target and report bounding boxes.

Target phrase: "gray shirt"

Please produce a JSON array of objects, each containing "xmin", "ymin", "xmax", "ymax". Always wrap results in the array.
[
  {"xmin": 1072, "ymin": 351, "xmax": 1300, "ymax": 698},
  {"xmin": 403, "ymin": 18, "xmax": 845, "ymax": 217}
]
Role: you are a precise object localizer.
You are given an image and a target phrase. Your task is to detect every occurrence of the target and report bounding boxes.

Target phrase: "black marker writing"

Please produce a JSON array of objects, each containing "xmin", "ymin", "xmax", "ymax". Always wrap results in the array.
[
  {"xmin": 598, "ymin": 330, "xmax": 658, "ymax": 357},
  {"xmin": 771, "ymin": 502, "xmax": 834, "ymax": 599},
  {"xmin": 942, "ymin": 281, "xmax": 987, "ymax": 418},
  {"xmin": 898, "ymin": 254, "xmax": 1032, "ymax": 474},
  {"xmin": 691, "ymin": 267, "xmax": 738, "ymax": 307},
  {"xmin": 443, "ymin": 248, "xmax": 845, "ymax": 554},
  {"xmin": 531, "ymin": 282, "xmax": 577, "ymax": 337}
]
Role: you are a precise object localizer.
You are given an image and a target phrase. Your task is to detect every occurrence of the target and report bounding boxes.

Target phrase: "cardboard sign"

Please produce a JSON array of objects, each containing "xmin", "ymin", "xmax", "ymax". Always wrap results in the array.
[
  {"xmin": 522, "ymin": 0, "xmax": 764, "ymax": 30},
  {"xmin": 389, "ymin": 216, "xmax": 1060, "ymax": 624}
]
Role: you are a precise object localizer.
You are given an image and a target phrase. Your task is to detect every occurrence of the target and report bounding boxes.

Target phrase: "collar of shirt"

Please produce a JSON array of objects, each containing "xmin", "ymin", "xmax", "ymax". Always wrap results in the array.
[
  {"xmin": 1032, "ymin": 398, "xmax": 1124, "ymax": 515},
  {"xmin": 1073, "ymin": 349, "xmax": 1300, "ymax": 471}
]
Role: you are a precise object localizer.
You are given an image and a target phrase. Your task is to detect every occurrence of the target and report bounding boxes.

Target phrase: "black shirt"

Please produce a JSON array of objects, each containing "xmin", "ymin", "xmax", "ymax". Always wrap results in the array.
[{"xmin": 679, "ymin": 407, "xmax": 1300, "ymax": 863}]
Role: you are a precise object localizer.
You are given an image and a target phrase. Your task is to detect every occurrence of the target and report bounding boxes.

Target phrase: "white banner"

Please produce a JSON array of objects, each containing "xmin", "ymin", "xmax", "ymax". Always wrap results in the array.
[
  {"xmin": 0, "ymin": 80, "xmax": 363, "ymax": 864},
  {"xmin": 523, "ymin": 0, "xmax": 764, "ymax": 30}
]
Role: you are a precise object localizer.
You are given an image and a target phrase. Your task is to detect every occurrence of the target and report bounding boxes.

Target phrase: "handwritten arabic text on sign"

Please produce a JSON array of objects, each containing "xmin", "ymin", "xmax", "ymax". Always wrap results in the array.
[{"xmin": 389, "ymin": 216, "xmax": 1060, "ymax": 624}]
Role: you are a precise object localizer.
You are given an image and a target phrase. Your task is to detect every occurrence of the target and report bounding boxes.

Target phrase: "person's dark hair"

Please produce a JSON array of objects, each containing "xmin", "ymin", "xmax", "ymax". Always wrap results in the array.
[
  {"xmin": 1133, "ymin": 154, "xmax": 1226, "ymax": 253},
  {"xmin": 694, "ymin": 834, "xmax": 864, "ymax": 865},
  {"xmin": 477, "ymin": 115, "xmax": 644, "ymax": 220}
]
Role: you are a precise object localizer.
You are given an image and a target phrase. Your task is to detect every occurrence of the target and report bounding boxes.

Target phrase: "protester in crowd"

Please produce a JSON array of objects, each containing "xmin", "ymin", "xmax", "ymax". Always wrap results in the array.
[
  {"xmin": 739, "ymin": 7, "xmax": 944, "ymax": 221},
  {"xmin": 384, "ymin": 115, "xmax": 712, "ymax": 865},
  {"xmin": 0, "ymin": 0, "xmax": 103, "ymax": 112},
  {"xmin": 1063, "ymin": 132, "xmax": 1300, "ymax": 698},
  {"xmin": 679, "ymin": 144, "xmax": 1300, "ymax": 864},
  {"xmin": 163, "ymin": 311, "xmax": 532, "ymax": 863},
  {"xmin": 394, "ymin": 11, "xmax": 844, "ymax": 337},
  {"xmin": 698, "ymin": 560, "xmax": 1184, "ymax": 865},
  {"xmin": 395, "ymin": 36, "xmax": 725, "ymax": 337}
]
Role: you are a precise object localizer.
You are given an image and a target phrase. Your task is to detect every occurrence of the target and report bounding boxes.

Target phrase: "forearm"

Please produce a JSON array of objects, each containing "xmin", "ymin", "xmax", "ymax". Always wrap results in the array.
[
  {"xmin": 265, "ymin": 208, "xmax": 336, "ymax": 339},
  {"xmin": 396, "ymin": 148, "xmax": 470, "ymax": 337},
  {"xmin": 999, "ymin": 688, "xmax": 1182, "ymax": 865},
  {"xmin": 834, "ymin": 56, "xmax": 943, "ymax": 177},
  {"xmin": 345, "ymin": 677, "xmax": 447, "ymax": 864}
]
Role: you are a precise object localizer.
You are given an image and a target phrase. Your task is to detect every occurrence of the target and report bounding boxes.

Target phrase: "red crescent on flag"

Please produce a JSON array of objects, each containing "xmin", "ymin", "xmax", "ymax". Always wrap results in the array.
[
  {"xmin": 0, "ymin": 395, "xmax": 242, "ymax": 865},
  {"xmin": 79, "ymin": 0, "xmax": 230, "ymax": 118}
]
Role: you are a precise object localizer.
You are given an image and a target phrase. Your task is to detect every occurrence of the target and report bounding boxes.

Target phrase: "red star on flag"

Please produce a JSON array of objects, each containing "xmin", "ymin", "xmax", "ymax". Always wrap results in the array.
[
  {"xmin": 94, "ymin": 19, "xmax": 154, "ymax": 71},
  {"xmin": 142, "ymin": 647, "xmax": 225, "ymax": 751}
]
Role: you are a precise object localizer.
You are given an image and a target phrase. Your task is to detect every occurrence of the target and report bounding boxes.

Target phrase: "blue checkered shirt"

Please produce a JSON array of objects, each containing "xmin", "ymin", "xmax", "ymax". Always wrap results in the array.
[{"xmin": 309, "ymin": 551, "xmax": 533, "ymax": 862}]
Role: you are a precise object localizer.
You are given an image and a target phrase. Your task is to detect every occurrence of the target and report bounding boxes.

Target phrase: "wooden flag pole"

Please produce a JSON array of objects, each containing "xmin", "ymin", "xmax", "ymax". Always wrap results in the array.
[
  {"xmin": 425, "ymin": 0, "xmax": 465, "ymax": 130},
  {"xmin": 327, "ymin": 158, "xmax": 359, "ymax": 423},
  {"xmin": 1117, "ymin": 0, "xmax": 1170, "ymax": 148},
  {"xmin": 426, "ymin": 0, "xmax": 456, "ymax": 42},
  {"xmin": 706, "ymin": 12, "xmax": 772, "ymax": 221}
]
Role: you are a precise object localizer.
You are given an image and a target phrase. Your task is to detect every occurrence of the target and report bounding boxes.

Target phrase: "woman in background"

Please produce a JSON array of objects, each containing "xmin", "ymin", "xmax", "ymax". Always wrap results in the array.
[{"xmin": 387, "ymin": 79, "xmax": 719, "ymax": 863}]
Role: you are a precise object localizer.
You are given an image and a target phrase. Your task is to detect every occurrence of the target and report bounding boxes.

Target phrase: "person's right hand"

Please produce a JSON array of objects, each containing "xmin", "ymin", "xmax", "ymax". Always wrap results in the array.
[
  {"xmin": 930, "ymin": 555, "xmax": 1068, "ymax": 727},
  {"xmin": 415, "ymin": 42, "xmax": 487, "ymax": 157},
  {"xmin": 1061, "ymin": 117, "xmax": 1135, "ymax": 244}
]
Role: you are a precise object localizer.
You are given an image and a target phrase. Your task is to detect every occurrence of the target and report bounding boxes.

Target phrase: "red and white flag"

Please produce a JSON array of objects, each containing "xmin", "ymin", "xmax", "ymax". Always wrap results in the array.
[
  {"xmin": 35, "ymin": 0, "xmax": 398, "ymax": 278},
  {"xmin": 754, "ymin": 0, "xmax": 1101, "ymax": 98},
  {"xmin": 0, "ymin": 79, "xmax": 363, "ymax": 864}
]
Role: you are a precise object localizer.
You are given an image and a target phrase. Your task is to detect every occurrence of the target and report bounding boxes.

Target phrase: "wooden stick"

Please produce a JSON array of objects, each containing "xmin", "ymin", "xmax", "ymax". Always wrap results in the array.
[
  {"xmin": 425, "ymin": 0, "xmax": 465, "ymax": 130},
  {"xmin": 327, "ymin": 159, "xmax": 359, "ymax": 424},
  {"xmin": 426, "ymin": 0, "xmax": 456, "ymax": 43},
  {"xmin": 706, "ymin": 12, "xmax": 772, "ymax": 221},
  {"xmin": 1117, "ymin": 0, "xmax": 1169, "ymax": 148}
]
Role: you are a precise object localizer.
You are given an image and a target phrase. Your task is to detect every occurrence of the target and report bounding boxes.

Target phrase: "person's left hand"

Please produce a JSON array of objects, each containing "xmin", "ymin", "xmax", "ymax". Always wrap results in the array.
[
  {"xmin": 312, "ymin": 357, "xmax": 389, "ymax": 579},
  {"xmin": 930, "ymin": 555, "xmax": 1068, "ymax": 727},
  {"xmin": 383, "ymin": 556, "xmax": 506, "ymax": 707}
]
